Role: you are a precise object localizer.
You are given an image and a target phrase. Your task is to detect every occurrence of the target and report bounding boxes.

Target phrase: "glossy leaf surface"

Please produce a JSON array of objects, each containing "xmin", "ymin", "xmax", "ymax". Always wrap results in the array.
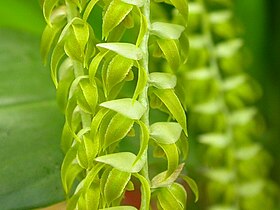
[
  {"xmin": 153, "ymin": 89, "xmax": 187, "ymax": 134},
  {"xmin": 102, "ymin": 0, "xmax": 133, "ymax": 39},
  {"xmin": 104, "ymin": 168, "xmax": 131, "ymax": 204},
  {"xmin": 0, "ymin": 29, "xmax": 64, "ymax": 209},
  {"xmin": 157, "ymin": 39, "xmax": 181, "ymax": 71},
  {"xmin": 150, "ymin": 122, "xmax": 182, "ymax": 144},
  {"xmin": 95, "ymin": 152, "xmax": 145, "ymax": 173},
  {"xmin": 149, "ymin": 72, "xmax": 177, "ymax": 89},
  {"xmin": 106, "ymin": 55, "xmax": 134, "ymax": 93},
  {"xmin": 151, "ymin": 22, "xmax": 185, "ymax": 39},
  {"xmin": 97, "ymin": 43, "xmax": 143, "ymax": 60},
  {"xmin": 100, "ymin": 98, "xmax": 146, "ymax": 120}
]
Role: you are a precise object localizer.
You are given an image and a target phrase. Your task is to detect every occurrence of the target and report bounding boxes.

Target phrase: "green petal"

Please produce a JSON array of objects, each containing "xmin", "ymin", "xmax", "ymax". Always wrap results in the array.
[
  {"xmin": 102, "ymin": 0, "xmax": 133, "ymax": 39},
  {"xmin": 151, "ymin": 22, "xmax": 185, "ymax": 39},
  {"xmin": 100, "ymin": 98, "xmax": 146, "ymax": 120},
  {"xmin": 97, "ymin": 42, "xmax": 143, "ymax": 60},
  {"xmin": 153, "ymin": 89, "xmax": 187, "ymax": 134},
  {"xmin": 150, "ymin": 122, "xmax": 182, "ymax": 144},
  {"xmin": 104, "ymin": 168, "xmax": 131, "ymax": 204},
  {"xmin": 157, "ymin": 39, "xmax": 181, "ymax": 71},
  {"xmin": 95, "ymin": 152, "xmax": 145, "ymax": 173}
]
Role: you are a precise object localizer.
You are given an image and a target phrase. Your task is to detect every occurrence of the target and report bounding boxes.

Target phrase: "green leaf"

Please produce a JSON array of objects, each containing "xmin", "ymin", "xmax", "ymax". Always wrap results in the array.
[
  {"xmin": 51, "ymin": 42, "xmax": 65, "ymax": 87},
  {"xmin": 40, "ymin": 23, "xmax": 62, "ymax": 64},
  {"xmin": 153, "ymin": 89, "xmax": 187, "ymax": 134},
  {"xmin": 95, "ymin": 152, "xmax": 145, "ymax": 173},
  {"xmin": 66, "ymin": 165, "xmax": 102, "ymax": 209},
  {"xmin": 98, "ymin": 111, "xmax": 116, "ymax": 150},
  {"xmin": 81, "ymin": 179, "xmax": 101, "ymax": 210},
  {"xmin": 97, "ymin": 42, "xmax": 143, "ymax": 60},
  {"xmin": 149, "ymin": 72, "xmax": 177, "ymax": 89},
  {"xmin": 106, "ymin": 55, "xmax": 134, "ymax": 93},
  {"xmin": 67, "ymin": 192, "xmax": 80, "ymax": 210},
  {"xmin": 159, "ymin": 143, "xmax": 179, "ymax": 178},
  {"xmin": 104, "ymin": 113, "xmax": 134, "ymax": 149},
  {"xmin": 43, "ymin": 0, "xmax": 59, "ymax": 25},
  {"xmin": 134, "ymin": 121, "xmax": 149, "ymax": 164},
  {"xmin": 90, "ymin": 108, "xmax": 110, "ymax": 137},
  {"xmin": 238, "ymin": 180, "xmax": 264, "ymax": 197},
  {"xmin": 193, "ymin": 100, "xmax": 222, "ymax": 114},
  {"xmin": 121, "ymin": 0, "xmax": 145, "ymax": 6},
  {"xmin": 179, "ymin": 32, "xmax": 189, "ymax": 64},
  {"xmin": 71, "ymin": 18, "xmax": 90, "ymax": 54},
  {"xmin": 206, "ymin": 169, "xmax": 235, "ymax": 183},
  {"xmin": 150, "ymin": 122, "xmax": 182, "ymax": 144},
  {"xmin": 102, "ymin": 0, "xmax": 133, "ymax": 39},
  {"xmin": 215, "ymin": 39, "xmax": 243, "ymax": 58},
  {"xmin": 133, "ymin": 173, "xmax": 151, "ymax": 210},
  {"xmin": 151, "ymin": 163, "xmax": 184, "ymax": 188},
  {"xmin": 229, "ymin": 108, "xmax": 257, "ymax": 125},
  {"xmin": 157, "ymin": 187, "xmax": 183, "ymax": 210},
  {"xmin": 56, "ymin": 60, "xmax": 75, "ymax": 112},
  {"xmin": 199, "ymin": 133, "xmax": 230, "ymax": 148},
  {"xmin": 209, "ymin": 10, "xmax": 232, "ymax": 24},
  {"xmin": 64, "ymin": 98, "xmax": 84, "ymax": 144},
  {"xmin": 188, "ymin": 2, "xmax": 203, "ymax": 14},
  {"xmin": 136, "ymin": 12, "xmax": 148, "ymax": 47},
  {"xmin": 82, "ymin": 163, "xmax": 104, "ymax": 192},
  {"xmin": 61, "ymin": 145, "xmax": 82, "ymax": 194},
  {"xmin": 89, "ymin": 51, "xmax": 108, "ymax": 80},
  {"xmin": 84, "ymin": 35, "xmax": 97, "ymax": 68},
  {"xmin": 169, "ymin": 183, "xmax": 187, "ymax": 208},
  {"xmin": 83, "ymin": 0, "xmax": 99, "ymax": 21},
  {"xmin": 186, "ymin": 68, "xmax": 213, "ymax": 80},
  {"xmin": 77, "ymin": 78, "xmax": 98, "ymax": 114},
  {"xmin": 104, "ymin": 168, "xmax": 131, "ymax": 204},
  {"xmin": 68, "ymin": 75, "xmax": 88, "ymax": 99},
  {"xmin": 101, "ymin": 207, "xmax": 138, "ymax": 210},
  {"xmin": 157, "ymin": 39, "xmax": 181, "ymax": 71},
  {"xmin": 170, "ymin": 0, "xmax": 188, "ymax": 18},
  {"xmin": 133, "ymin": 62, "xmax": 148, "ymax": 100},
  {"xmin": 151, "ymin": 22, "xmax": 185, "ymax": 39},
  {"xmin": 64, "ymin": 33, "xmax": 83, "ymax": 62},
  {"xmin": 100, "ymin": 98, "xmax": 146, "ymax": 120},
  {"xmin": 77, "ymin": 133, "xmax": 96, "ymax": 169},
  {"xmin": 235, "ymin": 144, "xmax": 261, "ymax": 160},
  {"xmin": 61, "ymin": 123, "xmax": 74, "ymax": 154},
  {"xmin": 176, "ymin": 133, "xmax": 189, "ymax": 161},
  {"xmin": 0, "ymin": 1, "xmax": 45, "ymax": 35},
  {"xmin": 0, "ymin": 30, "xmax": 64, "ymax": 209},
  {"xmin": 181, "ymin": 175, "xmax": 199, "ymax": 202},
  {"xmin": 222, "ymin": 75, "xmax": 246, "ymax": 91}
]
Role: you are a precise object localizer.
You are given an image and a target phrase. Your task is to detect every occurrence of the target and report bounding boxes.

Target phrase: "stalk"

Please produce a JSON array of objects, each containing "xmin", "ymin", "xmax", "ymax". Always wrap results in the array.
[{"xmin": 139, "ymin": 0, "xmax": 151, "ymax": 182}]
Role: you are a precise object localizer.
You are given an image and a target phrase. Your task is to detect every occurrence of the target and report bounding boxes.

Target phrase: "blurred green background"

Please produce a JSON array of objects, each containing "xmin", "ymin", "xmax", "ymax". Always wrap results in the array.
[{"xmin": 0, "ymin": 0, "xmax": 279, "ymax": 209}]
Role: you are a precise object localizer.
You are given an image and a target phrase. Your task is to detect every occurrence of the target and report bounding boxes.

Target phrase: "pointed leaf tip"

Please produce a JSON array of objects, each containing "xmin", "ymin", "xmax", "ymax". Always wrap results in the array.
[
  {"xmin": 96, "ymin": 43, "xmax": 143, "ymax": 60},
  {"xmin": 100, "ymin": 98, "xmax": 146, "ymax": 120}
]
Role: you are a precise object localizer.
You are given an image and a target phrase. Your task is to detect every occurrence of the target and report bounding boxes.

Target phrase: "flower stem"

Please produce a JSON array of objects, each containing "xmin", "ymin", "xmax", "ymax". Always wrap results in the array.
[{"xmin": 139, "ymin": 0, "xmax": 151, "ymax": 182}]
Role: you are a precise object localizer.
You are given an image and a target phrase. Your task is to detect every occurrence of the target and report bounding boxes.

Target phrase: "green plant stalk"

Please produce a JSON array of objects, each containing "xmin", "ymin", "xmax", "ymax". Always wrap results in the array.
[
  {"xmin": 199, "ymin": 0, "xmax": 239, "ymax": 208},
  {"xmin": 139, "ymin": 0, "xmax": 151, "ymax": 183}
]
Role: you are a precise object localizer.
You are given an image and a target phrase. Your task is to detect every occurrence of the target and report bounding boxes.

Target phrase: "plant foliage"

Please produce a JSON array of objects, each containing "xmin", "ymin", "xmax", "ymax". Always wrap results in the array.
[
  {"xmin": 174, "ymin": 0, "xmax": 278, "ymax": 209},
  {"xmin": 41, "ymin": 0, "xmax": 196, "ymax": 209}
]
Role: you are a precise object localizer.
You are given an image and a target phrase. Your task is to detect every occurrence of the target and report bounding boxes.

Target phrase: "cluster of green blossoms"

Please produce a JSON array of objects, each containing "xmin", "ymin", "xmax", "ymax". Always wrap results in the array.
[
  {"xmin": 175, "ymin": 0, "xmax": 278, "ymax": 209},
  {"xmin": 41, "ymin": 0, "xmax": 197, "ymax": 209}
]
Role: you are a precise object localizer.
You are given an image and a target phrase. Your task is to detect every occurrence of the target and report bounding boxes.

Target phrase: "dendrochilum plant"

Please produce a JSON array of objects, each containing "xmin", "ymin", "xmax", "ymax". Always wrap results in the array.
[
  {"xmin": 41, "ymin": 0, "xmax": 197, "ymax": 209},
  {"xmin": 175, "ymin": 0, "xmax": 278, "ymax": 210}
]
